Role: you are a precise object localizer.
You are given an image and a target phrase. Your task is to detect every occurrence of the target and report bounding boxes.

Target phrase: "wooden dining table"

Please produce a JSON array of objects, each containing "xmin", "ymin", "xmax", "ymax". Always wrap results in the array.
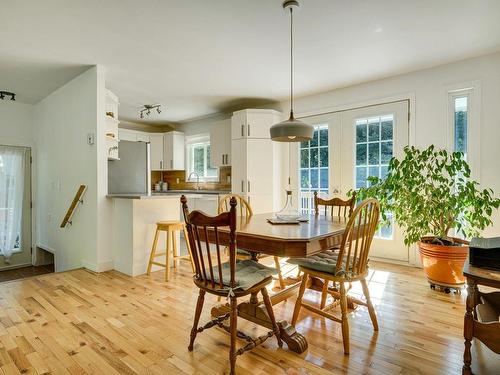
[{"xmin": 207, "ymin": 213, "xmax": 349, "ymax": 354}]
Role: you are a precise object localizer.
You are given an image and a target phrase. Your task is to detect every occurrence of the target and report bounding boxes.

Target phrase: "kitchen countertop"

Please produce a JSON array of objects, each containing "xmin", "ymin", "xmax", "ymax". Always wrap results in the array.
[{"xmin": 107, "ymin": 190, "xmax": 231, "ymax": 199}]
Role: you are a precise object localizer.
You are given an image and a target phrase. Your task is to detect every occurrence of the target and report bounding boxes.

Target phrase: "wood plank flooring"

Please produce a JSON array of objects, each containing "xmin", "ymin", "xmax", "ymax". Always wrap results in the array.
[{"xmin": 0, "ymin": 259, "xmax": 482, "ymax": 374}]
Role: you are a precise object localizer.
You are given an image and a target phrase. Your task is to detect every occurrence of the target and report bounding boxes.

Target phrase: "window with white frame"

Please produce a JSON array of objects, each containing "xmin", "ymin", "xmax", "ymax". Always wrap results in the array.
[
  {"xmin": 186, "ymin": 135, "xmax": 218, "ymax": 182},
  {"xmin": 453, "ymin": 94, "xmax": 468, "ymax": 158}
]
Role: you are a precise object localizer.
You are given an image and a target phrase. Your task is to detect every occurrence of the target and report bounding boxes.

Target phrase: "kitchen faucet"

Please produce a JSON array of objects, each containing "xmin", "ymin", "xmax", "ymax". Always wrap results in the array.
[{"xmin": 187, "ymin": 172, "xmax": 201, "ymax": 190}]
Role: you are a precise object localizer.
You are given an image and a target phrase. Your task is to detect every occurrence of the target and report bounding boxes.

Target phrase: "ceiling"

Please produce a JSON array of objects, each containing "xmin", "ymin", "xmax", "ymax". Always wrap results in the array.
[{"xmin": 1, "ymin": 0, "xmax": 500, "ymax": 125}]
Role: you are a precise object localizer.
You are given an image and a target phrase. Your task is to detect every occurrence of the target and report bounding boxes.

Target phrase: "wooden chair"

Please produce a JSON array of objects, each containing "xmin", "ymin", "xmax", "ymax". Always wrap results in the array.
[
  {"xmin": 146, "ymin": 221, "xmax": 194, "ymax": 281},
  {"xmin": 314, "ymin": 191, "xmax": 356, "ymax": 217},
  {"xmin": 218, "ymin": 194, "xmax": 285, "ymax": 290},
  {"xmin": 181, "ymin": 195, "xmax": 282, "ymax": 375},
  {"xmin": 289, "ymin": 199, "xmax": 380, "ymax": 354}
]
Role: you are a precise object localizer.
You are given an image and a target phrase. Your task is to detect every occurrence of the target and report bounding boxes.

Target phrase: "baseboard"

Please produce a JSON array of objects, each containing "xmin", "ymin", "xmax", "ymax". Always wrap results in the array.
[
  {"xmin": 370, "ymin": 256, "xmax": 421, "ymax": 268},
  {"xmin": 81, "ymin": 260, "xmax": 114, "ymax": 273}
]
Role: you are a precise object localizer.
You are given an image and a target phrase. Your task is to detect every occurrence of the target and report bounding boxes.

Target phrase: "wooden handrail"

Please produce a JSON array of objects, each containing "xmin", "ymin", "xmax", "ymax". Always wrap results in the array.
[{"xmin": 60, "ymin": 185, "xmax": 87, "ymax": 228}]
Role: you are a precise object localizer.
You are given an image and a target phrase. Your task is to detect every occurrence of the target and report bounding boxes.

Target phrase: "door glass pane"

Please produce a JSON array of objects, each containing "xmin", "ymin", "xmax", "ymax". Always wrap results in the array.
[
  {"xmin": 354, "ymin": 115, "xmax": 394, "ymax": 239},
  {"xmin": 299, "ymin": 124, "xmax": 329, "ymax": 213}
]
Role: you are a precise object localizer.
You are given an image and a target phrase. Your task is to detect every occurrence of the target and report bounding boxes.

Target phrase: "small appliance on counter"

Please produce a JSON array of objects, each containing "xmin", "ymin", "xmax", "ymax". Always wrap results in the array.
[{"xmin": 469, "ymin": 237, "xmax": 500, "ymax": 271}]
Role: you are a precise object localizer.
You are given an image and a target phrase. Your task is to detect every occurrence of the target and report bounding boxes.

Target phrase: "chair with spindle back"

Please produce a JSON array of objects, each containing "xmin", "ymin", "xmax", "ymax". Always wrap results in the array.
[
  {"xmin": 181, "ymin": 195, "xmax": 282, "ymax": 375},
  {"xmin": 218, "ymin": 194, "xmax": 286, "ymax": 290},
  {"xmin": 288, "ymin": 199, "xmax": 380, "ymax": 354},
  {"xmin": 312, "ymin": 191, "xmax": 357, "ymax": 308}
]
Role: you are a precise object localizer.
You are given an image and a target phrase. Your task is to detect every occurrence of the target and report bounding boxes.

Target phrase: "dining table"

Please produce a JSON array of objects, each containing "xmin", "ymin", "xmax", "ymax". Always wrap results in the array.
[{"xmin": 207, "ymin": 213, "xmax": 349, "ymax": 354}]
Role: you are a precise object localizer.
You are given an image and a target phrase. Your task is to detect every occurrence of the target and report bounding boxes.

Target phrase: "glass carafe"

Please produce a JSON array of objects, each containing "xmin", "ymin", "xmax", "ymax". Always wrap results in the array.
[{"xmin": 276, "ymin": 190, "xmax": 302, "ymax": 221}]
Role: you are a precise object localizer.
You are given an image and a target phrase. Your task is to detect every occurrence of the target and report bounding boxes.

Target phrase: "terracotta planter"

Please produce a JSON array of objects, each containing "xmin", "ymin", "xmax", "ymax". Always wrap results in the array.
[{"xmin": 417, "ymin": 237, "xmax": 469, "ymax": 287}]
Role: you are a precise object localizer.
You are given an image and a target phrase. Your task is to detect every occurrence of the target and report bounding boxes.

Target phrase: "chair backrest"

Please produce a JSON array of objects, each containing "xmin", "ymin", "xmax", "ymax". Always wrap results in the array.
[
  {"xmin": 335, "ymin": 199, "xmax": 380, "ymax": 278},
  {"xmin": 181, "ymin": 195, "xmax": 238, "ymax": 289},
  {"xmin": 218, "ymin": 193, "xmax": 253, "ymax": 218},
  {"xmin": 314, "ymin": 191, "xmax": 356, "ymax": 218}
]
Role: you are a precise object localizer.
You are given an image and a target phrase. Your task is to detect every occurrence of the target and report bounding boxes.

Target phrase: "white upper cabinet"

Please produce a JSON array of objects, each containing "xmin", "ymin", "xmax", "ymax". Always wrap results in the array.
[
  {"xmin": 210, "ymin": 119, "xmax": 231, "ymax": 167},
  {"xmin": 118, "ymin": 129, "xmax": 138, "ymax": 142},
  {"xmin": 164, "ymin": 131, "xmax": 185, "ymax": 170},
  {"xmin": 149, "ymin": 133, "xmax": 164, "ymax": 170},
  {"xmin": 231, "ymin": 109, "xmax": 282, "ymax": 140}
]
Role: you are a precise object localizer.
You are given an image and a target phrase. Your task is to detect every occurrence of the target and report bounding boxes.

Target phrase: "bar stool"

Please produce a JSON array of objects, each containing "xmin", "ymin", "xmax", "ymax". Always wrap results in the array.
[{"xmin": 146, "ymin": 221, "xmax": 194, "ymax": 281}]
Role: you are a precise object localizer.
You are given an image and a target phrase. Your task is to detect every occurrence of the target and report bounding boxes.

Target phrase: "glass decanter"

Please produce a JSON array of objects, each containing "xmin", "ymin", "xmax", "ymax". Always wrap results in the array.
[{"xmin": 276, "ymin": 190, "xmax": 302, "ymax": 221}]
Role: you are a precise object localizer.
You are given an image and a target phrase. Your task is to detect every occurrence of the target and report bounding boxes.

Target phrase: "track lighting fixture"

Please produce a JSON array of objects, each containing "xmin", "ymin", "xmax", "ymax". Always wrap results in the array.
[
  {"xmin": 0, "ymin": 91, "xmax": 16, "ymax": 101},
  {"xmin": 139, "ymin": 104, "xmax": 162, "ymax": 119}
]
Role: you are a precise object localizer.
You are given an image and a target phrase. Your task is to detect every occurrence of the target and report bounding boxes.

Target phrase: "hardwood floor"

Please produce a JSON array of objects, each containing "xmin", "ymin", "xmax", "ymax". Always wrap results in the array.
[{"xmin": 0, "ymin": 259, "xmax": 480, "ymax": 374}]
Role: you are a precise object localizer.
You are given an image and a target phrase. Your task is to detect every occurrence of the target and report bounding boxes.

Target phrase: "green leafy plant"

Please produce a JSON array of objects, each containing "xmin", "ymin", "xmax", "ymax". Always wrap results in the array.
[{"xmin": 353, "ymin": 145, "xmax": 500, "ymax": 246}]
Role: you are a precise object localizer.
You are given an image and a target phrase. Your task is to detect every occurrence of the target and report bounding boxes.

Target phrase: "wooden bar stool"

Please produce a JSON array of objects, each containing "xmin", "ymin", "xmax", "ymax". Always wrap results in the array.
[{"xmin": 146, "ymin": 221, "xmax": 194, "ymax": 281}]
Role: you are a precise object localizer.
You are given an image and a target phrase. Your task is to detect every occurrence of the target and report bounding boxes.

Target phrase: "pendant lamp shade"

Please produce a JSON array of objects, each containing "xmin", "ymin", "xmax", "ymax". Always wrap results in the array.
[{"xmin": 270, "ymin": 0, "xmax": 313, "ymax": 142}]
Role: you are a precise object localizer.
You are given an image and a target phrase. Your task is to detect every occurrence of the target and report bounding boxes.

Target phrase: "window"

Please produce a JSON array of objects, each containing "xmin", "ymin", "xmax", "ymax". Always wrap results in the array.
[
  {"xmin": 355, "ymin": 115, "xmax": 394, "ymax": 239},
  {"xmin": 186, "ymin": 135, "xmax": 218, "ymax": 181},
  {"xmin": 299, "ymin": 125, "xmax": 328, "ymax": 213},
  {"xmin": 453, "ymin": 95, "xmax": 468, "ymax": 158}
]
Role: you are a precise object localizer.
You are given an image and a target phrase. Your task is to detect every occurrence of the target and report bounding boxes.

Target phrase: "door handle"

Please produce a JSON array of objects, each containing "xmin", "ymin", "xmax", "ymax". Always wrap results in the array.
[
  {"xmin": 160, "ymin": 161, "xmax": 162, "ymax": 170},
  {"xmin": 247, "ymin": 124, "xmax": 250, "ymax": 137},
  {"xmin": 241, "ymin": 180, "xmax": 244, "ymax": 193},
  {"xmin": 247, "ymin": 180, "xmax": 250, "ymax": 193},
  {"xmin": 241, "ymin": 124, "xmax": 244, "ymax": 137}
]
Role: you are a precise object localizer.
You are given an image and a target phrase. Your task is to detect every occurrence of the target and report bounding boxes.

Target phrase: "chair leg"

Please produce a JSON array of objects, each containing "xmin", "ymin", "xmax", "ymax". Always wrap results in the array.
[
  {"xmin": 320, "ymin": 280, "xmax": 329, "ymax": 310},
  {"xmin": 261, "ymin": 287, "xmax": 283, "ymax": 348},
  {"xmin": 147, "ymin": 228, "xmax": 160, "ymax": 275},
  {"xmin": 229, "ymin": 296, "xmax": 238, "ymax": 375},
  {"xmin": 273, "ymin": 256, "xmax": 286, "ymax": 290},
  {"xmin": 291, "ymin": 272, "xmax": 309, "ymax": 326},
  {"xmin": 165, "ymin": 228, "xmax": 171, "ymax": 282},
  {"xmin": 173, "ymin": 228, "xmax": 179, "ymax": 269},
  {"xmin": 339, "ymin": 282, "xmax": 350, "ymax": 355},
  {"xmin": 361, "ymin": 278, "xmax": 378, "ymax": 331},
  {"xmin": 188, "ymin": 289, "xmax": 205, "ymax": 351}
]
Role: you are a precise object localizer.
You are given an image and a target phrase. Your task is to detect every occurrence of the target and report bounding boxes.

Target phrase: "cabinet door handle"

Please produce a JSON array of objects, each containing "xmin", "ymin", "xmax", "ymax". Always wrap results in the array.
[
  {"xmin": 170, "ymin": 160, "xmax": 173, "ymax": 169},
  {"xmin": 223, "ymin": 154, "xmax": 226, "ymax": 165},
  {"xmin": 241, "ymin": 180, "xmax": 244, "ymax": 193},
  {"xmin": 159, "ymin": 161, "xmax": 162, "ymax": 170},
  {"xmin": 241, "ymin": 124, "xmax": 244, "ymax": 137},
  {"xmin": 222, "ymin": 154, "xmax": 224, "ymax": 165},
  {"xmin": 247, "ymin": 180, "xmax": 250, "ymax": 193},
  {"xmin": 247, "ymin": 124, "xmax": 250, "ymax": 137}
]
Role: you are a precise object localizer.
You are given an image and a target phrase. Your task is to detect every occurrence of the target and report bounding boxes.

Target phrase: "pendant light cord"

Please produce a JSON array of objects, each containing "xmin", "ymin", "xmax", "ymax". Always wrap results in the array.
[{"xmin": 290, "ymin": 6, "xmax": 294, "ymax": 117}]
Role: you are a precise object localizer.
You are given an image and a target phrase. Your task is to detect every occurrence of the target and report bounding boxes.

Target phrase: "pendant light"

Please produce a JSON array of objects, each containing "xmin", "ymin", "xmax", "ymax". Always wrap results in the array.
[{"xmin": 270, "ymin": 0, "xmax": 313, "ymax": 142}]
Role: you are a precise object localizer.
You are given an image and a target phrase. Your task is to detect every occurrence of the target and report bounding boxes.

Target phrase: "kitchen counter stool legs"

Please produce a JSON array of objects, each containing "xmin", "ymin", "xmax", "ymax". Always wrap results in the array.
[{"xmin": 147, "ymin": 221, "xmax": 194, "ymax": 281}]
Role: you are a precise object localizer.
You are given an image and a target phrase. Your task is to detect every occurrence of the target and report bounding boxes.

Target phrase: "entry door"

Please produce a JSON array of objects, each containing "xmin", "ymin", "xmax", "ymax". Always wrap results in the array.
[{"xmin": 339, "ymin": 101, "xmax": 409, "ymax": 261}]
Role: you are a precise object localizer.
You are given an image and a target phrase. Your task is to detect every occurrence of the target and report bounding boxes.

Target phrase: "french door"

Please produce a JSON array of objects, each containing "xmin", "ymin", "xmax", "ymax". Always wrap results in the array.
[{"xmin": 298, "ymin": 101, "xmax": 409, "ymax": 261}]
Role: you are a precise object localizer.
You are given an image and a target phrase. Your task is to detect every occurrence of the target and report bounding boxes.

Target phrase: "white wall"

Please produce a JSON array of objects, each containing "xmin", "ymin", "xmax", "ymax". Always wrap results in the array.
[
  {"xmin": 283, "ymin": 51, "xmax": 500, "ymax": 240},
  {"xmin": 34, "ymin": 66, "xmax": 102, "ymax": 271},
  {"xmin": 0, "ymin": 101, "xmax": 34, "ymax": 146}
]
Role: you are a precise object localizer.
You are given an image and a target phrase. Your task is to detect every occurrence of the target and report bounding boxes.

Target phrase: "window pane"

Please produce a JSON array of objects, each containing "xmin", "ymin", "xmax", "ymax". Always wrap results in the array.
[
  {"xmin": 356, "ymin": 167, "xmax": 367, "ymax": 189},
  {"xmin": 381, "ymin": 165, "xmax": 389, "ymax": 180},
  {"xmin": 310, "ymin": 148, "xmax": 319, "ymax": 167},
  {"xmin": 356, "ymin": 122, "xmax": 367, "ymax": 143},
  {"xmin": 310, "ymin": 168, "xmax": 319, "ymax": 188},
  {"xmin": 369, "ymin": 166, "xmax": 379, "ymax": 178},
  {"xmin": 300, "ymin": 169, "xmax": 310, "ymax": 189},
  {"xmin": 381, "ymin": 118, "xmax": 393, "ymax": 141},
  {"xmin": 356, "ymin": 144, "xmax": 367, "ymax": 166},
  {"xmin": 381, "ymin": 141, "xmax": 393, "ymax": 164},
  {"xmin": 320, "ymin": 168, "xmax": 328, "ymax": 189},
  {"xmin": 454, "ymin": 96, "xmax": 468, "ymax": 155},
  {"xmin": 319, "ymin": 147, "xmax": 328, "ymax": 167},
  {"xmin": 310, "ymin": 130, "xmax": 319, "ymax": 147},
  {"xmin": 193, "ymin": 146, "xmax": 204, "ymax": 175},
  {"xmin": 319, "ymin": 128, "xmax": 328, "ymax": 146},
  {"xmin": 300, "ymin": 149, "xmax": 309, "ymax": 168},
  {"xmin": 368, "ymin": 120, "xmax": 380, "ymax": 142},
  {"xmin": 300, "ymin": 140, "xmax": 309, "ymax": 149},
  {"xmin": 368, "ymin": 143, "xmax": 380, "ymax": 165}
]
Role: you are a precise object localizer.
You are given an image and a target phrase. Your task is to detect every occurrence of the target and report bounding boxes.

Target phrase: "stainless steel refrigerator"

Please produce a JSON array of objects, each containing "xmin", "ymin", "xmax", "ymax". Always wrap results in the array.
[{"xmin": 108, "ymin": 141, "xmax": 151, "ymax": 195}]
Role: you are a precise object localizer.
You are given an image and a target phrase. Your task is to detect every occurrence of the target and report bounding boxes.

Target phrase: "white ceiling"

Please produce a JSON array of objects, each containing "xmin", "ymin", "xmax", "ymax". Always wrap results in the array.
[{"xmin": 1, "ymin": 0, "xmax": 500, "ymax": 125}]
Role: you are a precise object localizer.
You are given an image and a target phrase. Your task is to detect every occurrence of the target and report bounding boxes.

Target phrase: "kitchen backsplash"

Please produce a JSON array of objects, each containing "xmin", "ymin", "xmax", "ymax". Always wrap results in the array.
[{"xmin": 151, "ymin": 166, "xmax": 231, "ymax": 191}]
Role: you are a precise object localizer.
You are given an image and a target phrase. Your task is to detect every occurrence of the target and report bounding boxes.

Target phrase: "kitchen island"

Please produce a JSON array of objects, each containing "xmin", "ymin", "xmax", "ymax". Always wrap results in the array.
[{"xmin": 107, "ymin": 191, "xmax": 229, "ymax": 276}]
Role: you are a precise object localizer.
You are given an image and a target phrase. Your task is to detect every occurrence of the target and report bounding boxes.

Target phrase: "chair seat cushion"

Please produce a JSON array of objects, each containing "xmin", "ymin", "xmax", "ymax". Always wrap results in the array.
[
  {"xmin": 211, "ymin": 260, "xmax": 277, "ymax": 291},
  {"xmin": 287, "ymin": 250, "xmax": 342, "ymax": 274}
]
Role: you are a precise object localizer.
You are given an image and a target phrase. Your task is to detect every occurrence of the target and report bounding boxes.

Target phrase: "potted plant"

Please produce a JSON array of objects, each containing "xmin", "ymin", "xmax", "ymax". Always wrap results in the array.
[{"xmin": 355, "ymin": 145, "xmax": 500, "ymax": 289}]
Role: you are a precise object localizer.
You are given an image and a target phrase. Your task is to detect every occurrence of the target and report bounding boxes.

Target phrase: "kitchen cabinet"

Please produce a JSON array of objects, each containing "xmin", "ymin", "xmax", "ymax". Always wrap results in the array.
[
  {"xmin": 136, "ymin": 133, "xmax": 150, "ymax": 142},
  {"xmin": 210, "ymin": 119, "xmax": 231, "ymax": 166},
  {"xmin": 149, "ymin": 134, "xmax": 164, "ymax": 170},
  {"xmin": 164, "ymin": 131, "xmax": 185, "ymax": 170},
  {"xmin": 231, "ymin": 109, "xmax": 282, "ymax": 140},
  {"xmin": 119, "ymin": 129, "xmax": 137, "ymax": 142}
]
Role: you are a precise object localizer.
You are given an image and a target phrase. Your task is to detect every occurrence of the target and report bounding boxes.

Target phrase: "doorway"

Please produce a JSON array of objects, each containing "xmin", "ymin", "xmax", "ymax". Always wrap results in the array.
[
  {"xmin": 0, "ymin": 145, "xmax": 32, "ymax": 270},
  {"xmin": 297, "ymin": 101, "xmax": 410, "ymax": 262}
]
